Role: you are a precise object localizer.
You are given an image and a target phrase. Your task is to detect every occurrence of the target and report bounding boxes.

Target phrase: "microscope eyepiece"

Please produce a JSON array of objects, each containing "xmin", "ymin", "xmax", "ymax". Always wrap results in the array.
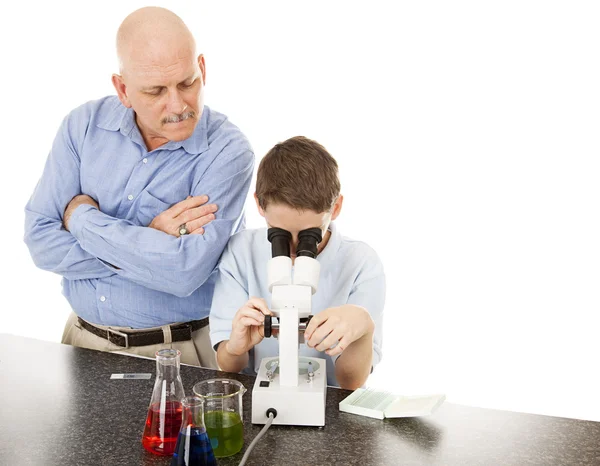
[
  {"xmin": 267, "ymin": 227, "xmax": 292, "ymax": 258},
  {"xmin": 296, "ymin": 228, "xmax": 322, "ymax": 258}
]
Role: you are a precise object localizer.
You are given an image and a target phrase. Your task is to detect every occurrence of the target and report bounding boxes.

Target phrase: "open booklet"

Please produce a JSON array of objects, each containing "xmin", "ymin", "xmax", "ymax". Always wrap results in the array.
[{"xmin": 339, "ymin": 388, "xmax": 446, "ymax": 420}]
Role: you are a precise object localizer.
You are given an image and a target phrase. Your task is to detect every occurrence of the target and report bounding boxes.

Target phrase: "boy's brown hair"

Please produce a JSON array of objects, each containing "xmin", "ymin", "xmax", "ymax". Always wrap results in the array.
[{"xmin": 256, "ymin": 136, "xmax": 341, "ymax": 212}]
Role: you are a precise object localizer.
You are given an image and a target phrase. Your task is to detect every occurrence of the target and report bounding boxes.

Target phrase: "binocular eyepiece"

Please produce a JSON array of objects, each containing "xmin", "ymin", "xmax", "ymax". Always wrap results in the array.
[{"xmin": 267, "ymin": 227, "xmax": 323, "ymax": 259}]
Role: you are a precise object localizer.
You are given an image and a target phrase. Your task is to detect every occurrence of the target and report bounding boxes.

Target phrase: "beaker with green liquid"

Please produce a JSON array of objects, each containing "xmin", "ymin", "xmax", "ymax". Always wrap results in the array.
[{"xmin": 193, "ymin": 378, "xmax": 246, "ymax": 458}]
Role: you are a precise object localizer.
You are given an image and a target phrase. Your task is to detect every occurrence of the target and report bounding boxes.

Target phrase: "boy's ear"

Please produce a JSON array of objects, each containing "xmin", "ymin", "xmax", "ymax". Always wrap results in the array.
[
  {"xmin": 254, "ymin": 193, "xmax": 266, "ymax": 217},
  {"xmin": 330, "ymin": 195, "xmax": 344, "ymax": 220}
]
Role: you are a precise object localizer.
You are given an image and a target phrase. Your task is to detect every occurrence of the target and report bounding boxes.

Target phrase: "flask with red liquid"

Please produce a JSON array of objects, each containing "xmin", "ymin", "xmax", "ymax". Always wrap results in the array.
[{"xmin": 142, "ymin": 348, "xmax": 186, "ymax": 456}]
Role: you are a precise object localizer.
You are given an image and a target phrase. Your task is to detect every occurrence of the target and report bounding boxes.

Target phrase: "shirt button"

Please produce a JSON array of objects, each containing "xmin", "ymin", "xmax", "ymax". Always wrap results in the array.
[
  {"xmin": 143, "ymin": 158, "xmax": 148, "ymax": 164},
  {"xmin": 127, "ymin": 194, "xmax": 134, "ymax": 201},
  {"xmin": 100, "ymin": 296, "xmax": 106, "ymax": 302}
]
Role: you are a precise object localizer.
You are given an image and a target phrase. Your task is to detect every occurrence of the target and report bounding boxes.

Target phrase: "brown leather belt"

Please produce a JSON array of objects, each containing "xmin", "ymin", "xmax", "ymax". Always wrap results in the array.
[{"xmin": 77, "ymin": 317, "xmax": 209, "ymax": 348}]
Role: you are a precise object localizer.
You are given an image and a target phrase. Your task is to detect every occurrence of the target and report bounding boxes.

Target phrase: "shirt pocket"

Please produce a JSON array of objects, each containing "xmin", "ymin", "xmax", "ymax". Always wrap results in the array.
[{"xmin": 136, "ymin": 190, "xmax": 173, "ymax": 226}]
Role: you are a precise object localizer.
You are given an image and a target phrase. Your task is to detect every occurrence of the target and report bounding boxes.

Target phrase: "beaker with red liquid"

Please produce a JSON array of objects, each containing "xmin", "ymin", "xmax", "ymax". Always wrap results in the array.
[{"xmin": 142, "ymin": 348, "xmax": 186, "ymax": 456}]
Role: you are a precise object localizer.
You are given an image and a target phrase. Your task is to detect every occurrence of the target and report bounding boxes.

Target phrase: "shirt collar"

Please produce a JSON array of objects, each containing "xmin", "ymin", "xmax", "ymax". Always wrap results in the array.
[
  {"xmin": 316, "ymin": 221, "xmax": 341, "ymax": 264},
  {"xmin": 95, "ymin": 98, "xmax": 126, "ymax": 132},
  {"xmin": 96, "ymin": 99, "xmax": 209, "ymax": 155}
]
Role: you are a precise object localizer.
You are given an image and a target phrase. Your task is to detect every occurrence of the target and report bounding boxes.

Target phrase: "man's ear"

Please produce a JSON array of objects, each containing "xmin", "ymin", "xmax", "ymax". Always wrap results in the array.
[
  {"xmin": 330, "ymin": 195, "xmax": 344, "ymax": 220},
  {"xmin": 254, "ymin": 193, "xmax": 266, "ymax": 217},
  {"xmin": 112, "ymin": 74, "xmax": 132, "ymax": 108},
  {"xmin": 197, "ymin": 54, "xmax": 206, "ymax": 85}
]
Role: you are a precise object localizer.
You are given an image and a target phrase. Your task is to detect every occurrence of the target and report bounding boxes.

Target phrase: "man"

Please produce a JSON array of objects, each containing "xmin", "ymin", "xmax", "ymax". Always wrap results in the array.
[{"xmin": 24, "ymin": 7, "xmax": 253, "ymax": 367}]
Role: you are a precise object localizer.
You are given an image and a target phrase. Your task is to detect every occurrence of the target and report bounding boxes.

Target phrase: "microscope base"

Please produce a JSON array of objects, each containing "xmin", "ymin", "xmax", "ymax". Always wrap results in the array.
[{"xmin": 251, "ymin": 356, "xmax": 327, "ymax": 426}]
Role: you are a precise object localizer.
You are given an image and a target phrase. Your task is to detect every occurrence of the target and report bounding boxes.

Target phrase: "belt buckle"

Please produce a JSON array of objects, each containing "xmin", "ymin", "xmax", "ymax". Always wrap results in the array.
[{"xmin": 107, "ymin": 328, "xmax": 130, "ymax": 348}]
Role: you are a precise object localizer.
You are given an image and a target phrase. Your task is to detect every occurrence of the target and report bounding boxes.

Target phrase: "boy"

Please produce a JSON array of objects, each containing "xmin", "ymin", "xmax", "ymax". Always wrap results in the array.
[{"xmin": 209, "ymin": 136, "xmax": 385, "ymax": 389}]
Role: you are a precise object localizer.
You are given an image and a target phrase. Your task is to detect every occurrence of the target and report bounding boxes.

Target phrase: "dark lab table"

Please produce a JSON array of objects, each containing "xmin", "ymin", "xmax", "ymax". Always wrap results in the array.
[{"xmin": 1, "ymin": 334, "xmax": 599, "ymax": 466}]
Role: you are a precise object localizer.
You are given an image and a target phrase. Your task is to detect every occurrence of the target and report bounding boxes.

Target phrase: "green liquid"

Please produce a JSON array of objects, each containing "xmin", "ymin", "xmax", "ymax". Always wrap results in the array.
[{"xmin": 204, "ymin": 411, "xmax": 244, "ymax": 458}]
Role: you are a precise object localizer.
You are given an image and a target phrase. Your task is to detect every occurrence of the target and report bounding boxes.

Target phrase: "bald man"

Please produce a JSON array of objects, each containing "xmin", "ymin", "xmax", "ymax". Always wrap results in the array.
[{"xmin": 24, "ymin": 7, "xmax": 253, "ymax": 367}]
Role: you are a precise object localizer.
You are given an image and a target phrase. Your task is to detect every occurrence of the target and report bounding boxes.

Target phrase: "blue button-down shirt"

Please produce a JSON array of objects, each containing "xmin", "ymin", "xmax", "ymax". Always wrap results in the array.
[{"xmin": 25, "ymin": 96, "xmax": 254, "ymax": 328}]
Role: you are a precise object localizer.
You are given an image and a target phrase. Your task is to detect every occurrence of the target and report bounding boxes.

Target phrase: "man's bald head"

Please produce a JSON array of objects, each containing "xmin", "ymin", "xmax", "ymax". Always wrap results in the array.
[
  {"xmin": 111, "ymin": 7, "xmax": 206, "ymax": 150},
  {"xmin": 116, "ymin": 6, "xmax": 196, "ymax": 76}
]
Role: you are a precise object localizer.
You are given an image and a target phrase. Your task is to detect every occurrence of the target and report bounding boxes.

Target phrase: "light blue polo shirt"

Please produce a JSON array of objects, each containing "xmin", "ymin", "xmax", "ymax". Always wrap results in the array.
[{"xmin": 209, "ymin": 222, "xmax": 385, "ymax": 387}]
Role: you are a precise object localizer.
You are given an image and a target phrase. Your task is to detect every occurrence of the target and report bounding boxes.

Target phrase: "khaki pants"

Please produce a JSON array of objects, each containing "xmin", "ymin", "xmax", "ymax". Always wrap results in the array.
[{"xmin": 61, "ymin": 312, "xmax": 218, "ymax": 368}]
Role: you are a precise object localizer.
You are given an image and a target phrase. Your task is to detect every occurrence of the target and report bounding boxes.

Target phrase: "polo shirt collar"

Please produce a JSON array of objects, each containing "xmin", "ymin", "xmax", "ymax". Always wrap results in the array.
[{"xmin": 316, "ymin": 221, "xmax": 341, "ymax": 264}]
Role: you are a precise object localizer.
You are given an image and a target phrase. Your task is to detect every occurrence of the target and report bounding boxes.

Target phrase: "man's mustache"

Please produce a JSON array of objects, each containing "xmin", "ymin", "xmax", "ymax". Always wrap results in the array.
[{"xmin": 162, "ymin": 111, "xmax": 196, "ymax": 124}]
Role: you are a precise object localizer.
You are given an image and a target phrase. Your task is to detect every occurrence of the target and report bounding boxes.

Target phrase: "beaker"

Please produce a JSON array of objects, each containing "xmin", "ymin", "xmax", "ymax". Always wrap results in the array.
[
  {"xmin": 171, "ymin": 396, "xmax": 217, "ymax": 466},
  {"xmin": 142, "ymin": 349, "xmax": 186, "ymax": 456},
  {"xmin": 193, "ymin": 378, "xmax": 246, "ymax": 458}
]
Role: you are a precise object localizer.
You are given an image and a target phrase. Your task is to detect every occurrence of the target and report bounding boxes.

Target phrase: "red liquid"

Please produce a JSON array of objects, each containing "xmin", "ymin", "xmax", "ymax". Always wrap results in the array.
[{"xmin": 142, "ymin": 401, "xmax": 183, "ymax": 456}]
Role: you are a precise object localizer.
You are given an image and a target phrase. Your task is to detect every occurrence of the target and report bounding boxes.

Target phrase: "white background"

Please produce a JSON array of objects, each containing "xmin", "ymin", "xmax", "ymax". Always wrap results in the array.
[{"xmin": 1, "ymin": 1, "xmax": 599, "ymax": 422}]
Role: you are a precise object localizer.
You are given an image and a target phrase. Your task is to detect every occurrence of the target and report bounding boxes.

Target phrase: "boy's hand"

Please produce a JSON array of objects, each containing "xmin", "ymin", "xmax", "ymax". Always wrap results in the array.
[
  {"xmin": 225, "ymin": 297, "xmax": 273, "ymax": 356},
  {"xmin": 304, "ymin": 305, "xmax": 374, "ymax": 357}
]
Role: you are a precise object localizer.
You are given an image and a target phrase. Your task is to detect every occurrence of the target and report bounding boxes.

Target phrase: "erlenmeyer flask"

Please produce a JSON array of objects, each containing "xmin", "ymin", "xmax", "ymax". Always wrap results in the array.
[
  {"xmin": 171, "ymin": 396, "xmax": 217, "ymax": 466},
  {"xmin": 142, "ymin": 349, "xmax": 186, "ymax": 456}
]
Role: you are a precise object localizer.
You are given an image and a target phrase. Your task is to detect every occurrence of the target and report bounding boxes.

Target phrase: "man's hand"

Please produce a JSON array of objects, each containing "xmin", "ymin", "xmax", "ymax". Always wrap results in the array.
[
  {"xmin": 225, "ymin": 298, "xmax": 273, "ymax": 357},
  {"xmin": 149, "ymin": 195, "xmax": 218, "ymax": 237},
  {"xmin": 63, "ymin": 194, "xmax": 99, "ymax": 231},
  {"xmin": 304, "ymin": 305, "xmax": 374, "ymax": 357}
]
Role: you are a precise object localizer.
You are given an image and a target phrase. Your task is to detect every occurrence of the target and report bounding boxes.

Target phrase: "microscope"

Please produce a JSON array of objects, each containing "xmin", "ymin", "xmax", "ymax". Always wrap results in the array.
[{"xmin": 251, "ymin": 227, "xmax": 327, "ymax": 426}]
